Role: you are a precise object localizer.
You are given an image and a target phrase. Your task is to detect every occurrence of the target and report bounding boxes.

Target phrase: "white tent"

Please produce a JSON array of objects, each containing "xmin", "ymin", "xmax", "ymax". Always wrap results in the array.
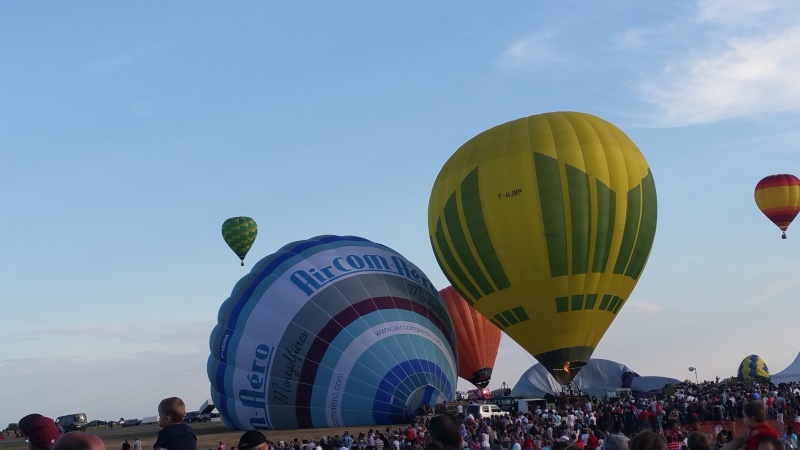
[{"xmin": 771, "ymin": 351, "xmax": 800, "ymax": 383}]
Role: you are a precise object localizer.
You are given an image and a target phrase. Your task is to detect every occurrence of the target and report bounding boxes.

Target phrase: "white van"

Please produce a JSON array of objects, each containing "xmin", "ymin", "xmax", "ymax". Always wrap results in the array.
[
  {"xmin": 140, "ymin": 416, "xmax": 158, "ymax": 425},
  {"xmin": 466, "ymin": 403, "xmax": 502, "ymax": 419},
  {"xmin": 604, "ymin": 388, "xmax": 632, "ymax": 402},
  {"xmin": 516, "ymin": 398, "xmax": 547, "ymax": 414}
]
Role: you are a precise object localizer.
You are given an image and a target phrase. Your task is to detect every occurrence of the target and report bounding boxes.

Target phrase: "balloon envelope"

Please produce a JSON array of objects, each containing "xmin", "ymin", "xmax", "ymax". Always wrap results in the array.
[
  {"xmin": 208, "ymin": 235, "xmax": 457, "ymax": 430},
  {"xmin": 222, "ymin": 217, "xmax": 258, "ymax": 265},
  {"xmin": 754, "ymin": 174, "xmax": 800, "ymax": 239},
  {"xmin": 428, "ymin": 111, "xmax": 657, "ymax": 384},
  {"xmin": 439, "ymin": 286, "xmax": 501, "ymax": 388},
  {"xmin": 737, "ymin": 354, "xmax": 770, "ymax": 381}
]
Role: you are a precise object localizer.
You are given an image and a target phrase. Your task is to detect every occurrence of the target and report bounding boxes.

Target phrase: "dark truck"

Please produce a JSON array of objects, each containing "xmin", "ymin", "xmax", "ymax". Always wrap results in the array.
[{"xmin": 55, "ymin": 413, "xmax": 88, "ymax": 432}]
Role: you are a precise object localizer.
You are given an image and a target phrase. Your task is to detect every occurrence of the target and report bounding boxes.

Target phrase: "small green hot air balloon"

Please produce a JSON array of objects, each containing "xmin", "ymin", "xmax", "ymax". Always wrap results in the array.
[{"xmin": 221, "ymin": 217, "xmax": 258, "ymax": 266}]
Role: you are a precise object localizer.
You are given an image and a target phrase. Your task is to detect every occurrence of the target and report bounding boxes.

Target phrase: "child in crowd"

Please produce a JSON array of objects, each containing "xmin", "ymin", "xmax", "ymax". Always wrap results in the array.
[
  {"xmin": 744, "ymin": 400, "xmax": 779, "ymax": 450},
  {"xmin": 153, "ymin": 397, "xmax": 198, "ymax": 450},
  {"xmin": 722, "ymin": 400, "xmax": 778, "ymax": 450}
]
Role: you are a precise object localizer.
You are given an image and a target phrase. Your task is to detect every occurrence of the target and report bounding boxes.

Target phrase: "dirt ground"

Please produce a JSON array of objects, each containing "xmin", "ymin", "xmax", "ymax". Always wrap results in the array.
[{"xmin": 0, "ymin": 422, "xmax": 370, "ymax": 450}]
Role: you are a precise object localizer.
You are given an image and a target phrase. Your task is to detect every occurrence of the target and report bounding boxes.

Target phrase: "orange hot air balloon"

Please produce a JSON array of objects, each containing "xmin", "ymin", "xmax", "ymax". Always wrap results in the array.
[
  {"xmin": 755, "ymin": 174, "xmax": 800, "ymax": 239},
  {"xmin": 440, "ymin": 286, "xmax": 501, "ymax": 388}
]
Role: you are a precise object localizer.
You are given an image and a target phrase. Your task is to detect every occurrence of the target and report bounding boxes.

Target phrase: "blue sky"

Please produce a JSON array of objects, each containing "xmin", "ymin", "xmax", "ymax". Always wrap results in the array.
[{"xmin": 3, "ymin": 0, "xmax": 800, "ymax": 428}]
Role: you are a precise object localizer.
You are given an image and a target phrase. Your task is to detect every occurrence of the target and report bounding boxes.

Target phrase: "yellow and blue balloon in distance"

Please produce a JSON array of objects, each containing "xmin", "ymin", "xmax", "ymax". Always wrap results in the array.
[
  {"xmin": 754, "ymin": 174, "xmax": 800, "ymax": 239},
  {"xmin": 428, "ymin": 111, "xmax": 657, "ymax": 384},
  {"xmin": 737, "ymin": 354, "xmax": 769, "ymax": 381},
  {"xmin": 222, "ymin": 217, "xmax": 258, "ymax": 266}
]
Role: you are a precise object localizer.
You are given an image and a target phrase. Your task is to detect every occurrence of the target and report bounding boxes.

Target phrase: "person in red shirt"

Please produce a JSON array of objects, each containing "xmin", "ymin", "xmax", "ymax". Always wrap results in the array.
[
  {"xmin": 720, "ymin": 401, "xmax": 777, "ymax": 450},
  {"xmin": 666, "ymin": 435, "xmax": 680, "ymax": 450},
  {"xmin": 639, "ymin": 410, "xmax": 651, "ymax": 430},
  {"xmin": 522, "ymin": 435, "xmax": 534, "ymax": 450},
  {"xmin": 586, "ymin": 430, "xmax": 598, "ymax": 450},
  {"xmin": 744, "ymin": 401, "xmax": 779, "ymax": 450}
]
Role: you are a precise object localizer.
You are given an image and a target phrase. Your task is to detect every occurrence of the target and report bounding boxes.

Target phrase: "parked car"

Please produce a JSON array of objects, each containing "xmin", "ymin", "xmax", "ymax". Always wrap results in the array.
[
  {"xmin": 183, "ymin": 411, "xmax": 204, "ymax": 423},
  {"xmin": 55, "ymin": 413, "xmax": 88, "ymax": 432},
  {"xmin": 121, "ymin": 419, "xmax": 141, "ymax": 427},
  {"xmin": 466, "ymin": 403, "xmax": 502, "ymax": 420}
]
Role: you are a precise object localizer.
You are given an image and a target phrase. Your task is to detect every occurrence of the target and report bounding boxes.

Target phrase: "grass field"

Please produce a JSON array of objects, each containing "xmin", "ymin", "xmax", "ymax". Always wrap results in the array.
[{"xmin": 0, "ymin": 422, "xmax": 368, "ymax": 450}]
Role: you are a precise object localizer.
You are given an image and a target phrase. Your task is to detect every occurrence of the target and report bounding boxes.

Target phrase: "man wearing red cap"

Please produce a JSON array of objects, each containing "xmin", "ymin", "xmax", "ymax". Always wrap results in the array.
[{"xmin": 19, "ymin": 414, "xmax": 61, "ymax": 450}]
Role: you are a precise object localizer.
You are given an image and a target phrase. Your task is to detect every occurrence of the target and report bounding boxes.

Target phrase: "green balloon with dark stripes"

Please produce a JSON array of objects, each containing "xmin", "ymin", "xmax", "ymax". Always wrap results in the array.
[{"xmin": 222, "ymin": 217, "xmax": 258, "ymax": 266}]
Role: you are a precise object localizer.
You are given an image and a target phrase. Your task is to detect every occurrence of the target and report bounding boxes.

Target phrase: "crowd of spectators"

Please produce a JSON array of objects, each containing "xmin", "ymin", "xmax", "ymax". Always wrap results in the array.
[
  {"xmin": 269, "ymin": 380, "xmax": 800, "ymax": 450},
  {"xmin": 13, "ymin": 381, "xmax": 800, "ymax": 450}
]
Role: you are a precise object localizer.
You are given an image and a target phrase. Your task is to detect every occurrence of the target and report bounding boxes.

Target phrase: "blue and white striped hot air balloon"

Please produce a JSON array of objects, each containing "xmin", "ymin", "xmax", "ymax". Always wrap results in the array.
[{"xmin": 208, "ymin": 235, "xmax": 458, "ymax": 430}]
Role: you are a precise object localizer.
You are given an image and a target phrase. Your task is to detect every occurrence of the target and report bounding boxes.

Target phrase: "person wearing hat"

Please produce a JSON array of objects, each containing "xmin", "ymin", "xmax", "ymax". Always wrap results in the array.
[
  {"xmin": 19, "ymin": 414, "xmax": 44, "ymax": 436},
  {"xmin": 238, "ymin": 431, "xmax": 269, "ymax": 450},
  {"xmin": 19, "ymin": 414, "xmax": 61, "ymax": 450}
]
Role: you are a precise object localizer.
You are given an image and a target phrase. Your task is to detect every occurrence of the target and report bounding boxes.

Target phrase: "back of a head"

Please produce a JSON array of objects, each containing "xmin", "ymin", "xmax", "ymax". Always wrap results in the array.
[
  {"xmin": 686, "ymin": 432, "xmax": 710, "ymax": 450},
  {"xmin": 158, "ymin": 397, "xmax": 187, "ymax": 423},
  {"xmin": 745, "ymin": 400, "xmax": 767, "ymax": 422},
  {"xmin": 604, "ymin": 435, "xmax": 630, "ymax": 450},
  {"xmin": 629, "ymin": 431, "xmax": 667, "ymax": 450},
  {"xmin": 757, "ymin": 437, "xmax": 783, "ymax": 450},
  {"xmin": 551, "ymin": 442, "xmax": 572, "ymax": 450},
  {"xmin": 425, "ymin": 414, "xmax": 461, "ymax": 450},
  {"xmin": 52, "ymin": 432, "xmax": 106, "ymax": 450}
]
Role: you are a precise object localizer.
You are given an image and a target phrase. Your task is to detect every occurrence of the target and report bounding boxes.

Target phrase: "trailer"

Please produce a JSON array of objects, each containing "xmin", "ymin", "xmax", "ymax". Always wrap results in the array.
[{"xmin": 199, "ymin": 398, "xmax": 221, "ymax": 422}]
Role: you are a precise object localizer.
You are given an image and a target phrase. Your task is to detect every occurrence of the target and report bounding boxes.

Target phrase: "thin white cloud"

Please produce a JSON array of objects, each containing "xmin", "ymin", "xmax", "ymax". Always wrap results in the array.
[
  {"xmin": 640, "ymin": 26, "xmax": 800, "ymax": 126},
  {"xmin": 614, "ymin": 28, "xmax": 651, "ymax": 50},
  {"xmin": 88, "ymin": 55, "xmax": 135, "ymax": 74},
  {"xmin": 8, "ymin": 321, "xmax": 212, "ymax": 360},
  {"xmin": 0, "ymin": 351, "xmax": 209, "ymax": 427},
  {"xmin": 625, "ymin": 0, "xmax": 800, "ymax": 126},
  {"xmin": 626, "ymin": 300, "xmax": 664, "ymax": 314},
  {"xmin": 696, "ymin": 0, "xmax": 780, "ymax": 24},
  {"xmin": 497, "ymin": 30, "xmax": 566, "ymax": 70},
  {"xmin": 13, "ymin": 321, "xmax": 210, "ymax": 343},
  {"xmin": 747, "ymin": 276, "xmax": 800, "ymax": 306}
]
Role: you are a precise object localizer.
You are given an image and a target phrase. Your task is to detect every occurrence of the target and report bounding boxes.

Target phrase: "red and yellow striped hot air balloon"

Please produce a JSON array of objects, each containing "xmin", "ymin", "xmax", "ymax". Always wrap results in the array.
[
  {"xmin": 754, "ymin": 174, "xmax": 800, "ymax": 239},
  {"xmin": 439, "ymin": 286, "xmax": 501, "ymax": 388}
]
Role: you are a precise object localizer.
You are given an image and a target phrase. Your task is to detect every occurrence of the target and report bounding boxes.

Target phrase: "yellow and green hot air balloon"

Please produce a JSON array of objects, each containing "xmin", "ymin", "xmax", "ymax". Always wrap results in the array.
[
  {"xmin": 428, "ymin": 111, "xmax": 657, "ymax": 384},
  {"xmin": 221, "ymin": 216, "xmax": 258, "ymax": 266}
]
